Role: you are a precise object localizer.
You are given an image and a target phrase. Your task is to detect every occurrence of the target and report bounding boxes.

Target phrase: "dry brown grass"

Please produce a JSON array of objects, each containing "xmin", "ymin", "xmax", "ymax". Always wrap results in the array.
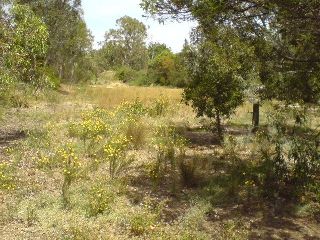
[{"xmin": 82, "ymin": 84, "xmax": 183, "ymax": 108}]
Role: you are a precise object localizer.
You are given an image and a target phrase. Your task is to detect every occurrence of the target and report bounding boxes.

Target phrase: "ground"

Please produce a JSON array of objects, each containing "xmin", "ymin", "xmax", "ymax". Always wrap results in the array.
[{"xmin": 0, "ymin": 83, "xmax": 319, "ymax": 240}]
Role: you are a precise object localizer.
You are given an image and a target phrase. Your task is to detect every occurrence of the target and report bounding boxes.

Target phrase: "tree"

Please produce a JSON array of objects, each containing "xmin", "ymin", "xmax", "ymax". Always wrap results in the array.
[
  {"xmin": 1, "ymin": 4, "xmax": 50, "ymax": 96},
  {"xmin": 147, "ymin": 49, "xmax": 175, "ymax": 85},
  {"xmin": 147, "ymin": 47, "xmax": 189, "ymax": 87},
  {"xmin": 102, "ymin": 16, "xmax": 148, "ymax": 70},
  {"xmin": 183, "ymin": 27, "xmax": 256, "ymax": 140},
  {"xmin": 148, "ymin": 42, "xmax": 171, "ymax": 60},
  {"xmin": 17, "ymin": 0, "xmax": 93, "ymax": 82},
  {"xmin": 141, "ymin": 0, "xmax": 320, "ymax": 105}
]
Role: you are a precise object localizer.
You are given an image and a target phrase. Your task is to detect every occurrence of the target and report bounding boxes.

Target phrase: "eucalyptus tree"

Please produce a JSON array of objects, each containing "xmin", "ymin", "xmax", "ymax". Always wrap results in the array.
[
  {"xmin": 102, "ymin": 16, "xmax": 148, "ymax": 70},
  {"xmin": 16, "ymin": 0, "xmax": 93, "ymax": 82},
  {"xmin": 1, "ymin": 4, "xmax": 49, "ymax": 96}
]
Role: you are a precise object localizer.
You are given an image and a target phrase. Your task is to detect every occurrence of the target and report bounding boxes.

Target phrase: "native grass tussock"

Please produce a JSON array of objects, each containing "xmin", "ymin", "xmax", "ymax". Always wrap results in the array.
[{"xmin": 0, "ymin": 83, "xmax": 320, "ymax": 239}]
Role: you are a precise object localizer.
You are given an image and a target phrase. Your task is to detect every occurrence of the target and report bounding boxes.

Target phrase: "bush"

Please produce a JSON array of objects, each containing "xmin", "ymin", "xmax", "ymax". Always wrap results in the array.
[
  {"xmin": 179, "ymin": 158, "xmax": 200, "ymax": 188},
  {"xmin": 149, "ymin": 96, "xmax": 169, "ymax": 117},
  {"xmin": 68, "ymin": 108, "xmax": 110, "ymax": 150},
  {"xmin": 86, "ymin": 183, "xmax": 115, "ymax": 217},
  {"xmin": 103, "ymin": 134, "xmax": 134, "ymax": 179},
  {"xmin": 251, "ymin": 109, "xmax": 320, "ymax": 201},
  {"xmin": 56, "ymin": 143, "xmax": 83, "ymax": 207},
  {"xmin": 115, "ymin": 66, "xmax": 138, "ymax": 83}
]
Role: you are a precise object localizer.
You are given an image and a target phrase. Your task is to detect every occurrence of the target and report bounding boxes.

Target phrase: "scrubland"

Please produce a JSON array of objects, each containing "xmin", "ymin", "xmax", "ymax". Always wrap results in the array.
[{"xmin": 0, "ymin": 83, "xmax": 319, "ymax": 240}]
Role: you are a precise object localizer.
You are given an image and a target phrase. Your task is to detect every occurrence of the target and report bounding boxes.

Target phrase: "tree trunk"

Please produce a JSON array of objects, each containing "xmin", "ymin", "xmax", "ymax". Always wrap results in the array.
[
  {"xmin": 252, "ymin": 102, "xmax": 260, "ymax": 132},
  {"xmin": 215, "ymin": 111, "xmax": 223, "ymax": 143}
]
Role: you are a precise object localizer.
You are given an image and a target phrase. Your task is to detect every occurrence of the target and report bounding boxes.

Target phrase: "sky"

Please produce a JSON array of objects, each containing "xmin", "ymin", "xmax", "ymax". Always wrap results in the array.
[{"xmin": 82, "ymin": 0, "xmax": 196, "ymax": 53}]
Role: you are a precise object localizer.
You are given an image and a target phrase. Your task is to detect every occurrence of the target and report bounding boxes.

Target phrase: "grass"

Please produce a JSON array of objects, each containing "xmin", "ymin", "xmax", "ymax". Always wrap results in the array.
[{"xmin": 0, "ymin": 81, "xmax": 319, "ymax": 239}]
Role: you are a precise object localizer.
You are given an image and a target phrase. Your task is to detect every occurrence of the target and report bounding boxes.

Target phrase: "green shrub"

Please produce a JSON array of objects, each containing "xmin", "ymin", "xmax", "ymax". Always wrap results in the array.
[
  {"xmin": 129, "ymin": 206, "xmax": 158, "ymax": 236},
  {"xmin": 251, "ymin": 109, "xmax": 320, "ymax": 201},
  {"xmin": 87, "ymin": 183, "xmax": 115, "ymax": 217},
  {"xmin": 115, "ymin": 66, "xmax": 138, "ymax": 83}
]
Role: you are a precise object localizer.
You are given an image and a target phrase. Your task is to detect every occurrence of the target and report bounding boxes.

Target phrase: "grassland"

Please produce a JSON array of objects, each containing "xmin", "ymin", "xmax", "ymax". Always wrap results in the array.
[{"xmin": 0, "ymin": 83, "xmax": 319, "ymax": 240}]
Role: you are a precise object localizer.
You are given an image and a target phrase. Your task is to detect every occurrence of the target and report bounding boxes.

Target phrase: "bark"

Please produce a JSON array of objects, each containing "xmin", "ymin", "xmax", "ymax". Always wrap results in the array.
[{"xmin": 215, "ymin": 111, "xmax": 223, "ymax": 143}]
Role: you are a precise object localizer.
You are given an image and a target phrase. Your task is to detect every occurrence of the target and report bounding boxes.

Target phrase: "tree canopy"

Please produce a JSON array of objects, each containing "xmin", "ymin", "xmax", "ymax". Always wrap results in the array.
[
  {"xmin": 102, "ymin": 16, "xmax": 148, "ymax": 70},
  {"xmin": 141, "ymin": 0, "xmax": 320, "ymax": 104}
]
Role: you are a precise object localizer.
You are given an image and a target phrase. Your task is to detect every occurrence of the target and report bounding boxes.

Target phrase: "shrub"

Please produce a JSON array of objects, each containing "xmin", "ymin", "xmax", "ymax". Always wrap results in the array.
[
  {"xmin": 103, "ymin": 134, "xmax": 134, "ymax": 179},
  {"xmin": 251, "ymin": 108, "xmax": 320, "ymax": 201},
  {"xmin": 179, "ymin": 158, "xmax": 199, "ymax": 188},
  {"xmin": 115, "ymin": 66, "xmax": 138, "ymax": 83},
  {"xmin": 56, "ymin": 143, "xmax": 83, "ymax": 207},
  {"xmin": 86, "ymin": 183, "xmax": 115, "ymax": 217},
  {"xmin": 68, "ymin": 109, "xmax": 110, "ymax": 150},
  {"xmin": 129, "ymin": 201, "xmax": 159, "ymax": 236}
]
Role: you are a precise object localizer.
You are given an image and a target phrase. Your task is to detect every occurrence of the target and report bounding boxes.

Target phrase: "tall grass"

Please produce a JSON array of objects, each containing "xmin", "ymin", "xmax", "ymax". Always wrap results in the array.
[{"xmin": 83, "ymin": 85, "xmax": 182, "ymax": 108}]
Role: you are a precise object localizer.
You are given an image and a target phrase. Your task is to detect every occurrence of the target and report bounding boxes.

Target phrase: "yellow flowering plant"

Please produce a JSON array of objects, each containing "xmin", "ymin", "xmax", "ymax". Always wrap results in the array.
[
  {"xmin": 86, "ymin": 182, "xmax": 115, "ymax": 217},
  {"xmin": 68, "ymin": 109, "xmax": 111, "ymax": 153},
  {"xmin": 55, "ymin": 143, "xmax": 83, "ymax": 207},
  {"xmin": 0, "ymin": 162, "xmax": 16, "ymax": 191},
  {"xmin": 103, "ymin": 134, "xmax": 134, "ymax": 179},
  {"xmin": 149, "ymin": 95, "xmax": 169, "ymax": 117}
]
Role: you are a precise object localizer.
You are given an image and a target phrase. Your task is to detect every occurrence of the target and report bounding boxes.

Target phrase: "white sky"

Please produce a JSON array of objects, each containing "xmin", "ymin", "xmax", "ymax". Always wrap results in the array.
[{"xmin": 82, "ymin": 0, "xmax": 196, "ymax": 52}]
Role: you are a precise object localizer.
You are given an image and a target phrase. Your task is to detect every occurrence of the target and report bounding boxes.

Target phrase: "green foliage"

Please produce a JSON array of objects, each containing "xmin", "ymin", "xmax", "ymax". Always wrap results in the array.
[
  {"xmin": 148, "ymin": 42, "xmax": 171, "ymax": 60},
  {"xmin": 18, "ymin": 0, "xmax": 94, "ymax": 83},
  {"xmin": 183, "ymin": 29, "xmax": 255, "ymax": 139},
  {"xmin": 147, "ymin": 49, "xmax": 188, "ymax": 87},
  {"xmin": 0, "ymin": 3, "xmax": 52, "ymax": 101},
  {"xmin": 101, "ymin": 16, "xmax": 148, "ymax": 70},
  {"xmin": 86, "ymin": 183, "xmax": 115, "ymax": 217},
  {"xmin": 9, "ymin": 4, "xmax": 49, "ymax": 86},
  {"xmin": 115, "ymin": 66, "xmax": 139, "ymax": 83},
  {"xmin": 142, "ymin": 0, "xmax": 320, "ymax": 104},
  {"xmin": 251, "ymin": 109, "xmax": 320, "ymax": 200}
]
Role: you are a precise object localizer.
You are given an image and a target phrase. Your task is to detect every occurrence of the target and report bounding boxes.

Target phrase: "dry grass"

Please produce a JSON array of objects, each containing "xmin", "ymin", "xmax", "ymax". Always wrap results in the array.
[
  {"xmin": 82, "ymin": 84, "xmax": 183, "ymax": 108},
  {"xmin": 0, "ymin": 82, "xmax": 319, "ymax": 240}
]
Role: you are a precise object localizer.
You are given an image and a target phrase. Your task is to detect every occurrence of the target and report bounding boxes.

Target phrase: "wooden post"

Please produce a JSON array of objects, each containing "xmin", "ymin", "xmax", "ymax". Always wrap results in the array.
[{"xmin": 252, "ymin": 102, "xmax": 260, "ymax": 132}]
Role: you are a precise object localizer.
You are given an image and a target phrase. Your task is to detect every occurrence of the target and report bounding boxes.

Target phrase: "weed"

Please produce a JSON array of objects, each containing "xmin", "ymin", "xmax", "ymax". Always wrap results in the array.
[
  {"xmin": 0, "ymin": 162, "xmax": 16, "ymax": 191},
  {"xmin": 151, "ymin": 125, "xmax": 187, "ymax": 191},
  {"xmin": 149, "ymin": 95, "xmax": 169, "ymax": 116},
  {"xmin": 86, "ymin": 183, "xmax": 115, "ymax": 217}
]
